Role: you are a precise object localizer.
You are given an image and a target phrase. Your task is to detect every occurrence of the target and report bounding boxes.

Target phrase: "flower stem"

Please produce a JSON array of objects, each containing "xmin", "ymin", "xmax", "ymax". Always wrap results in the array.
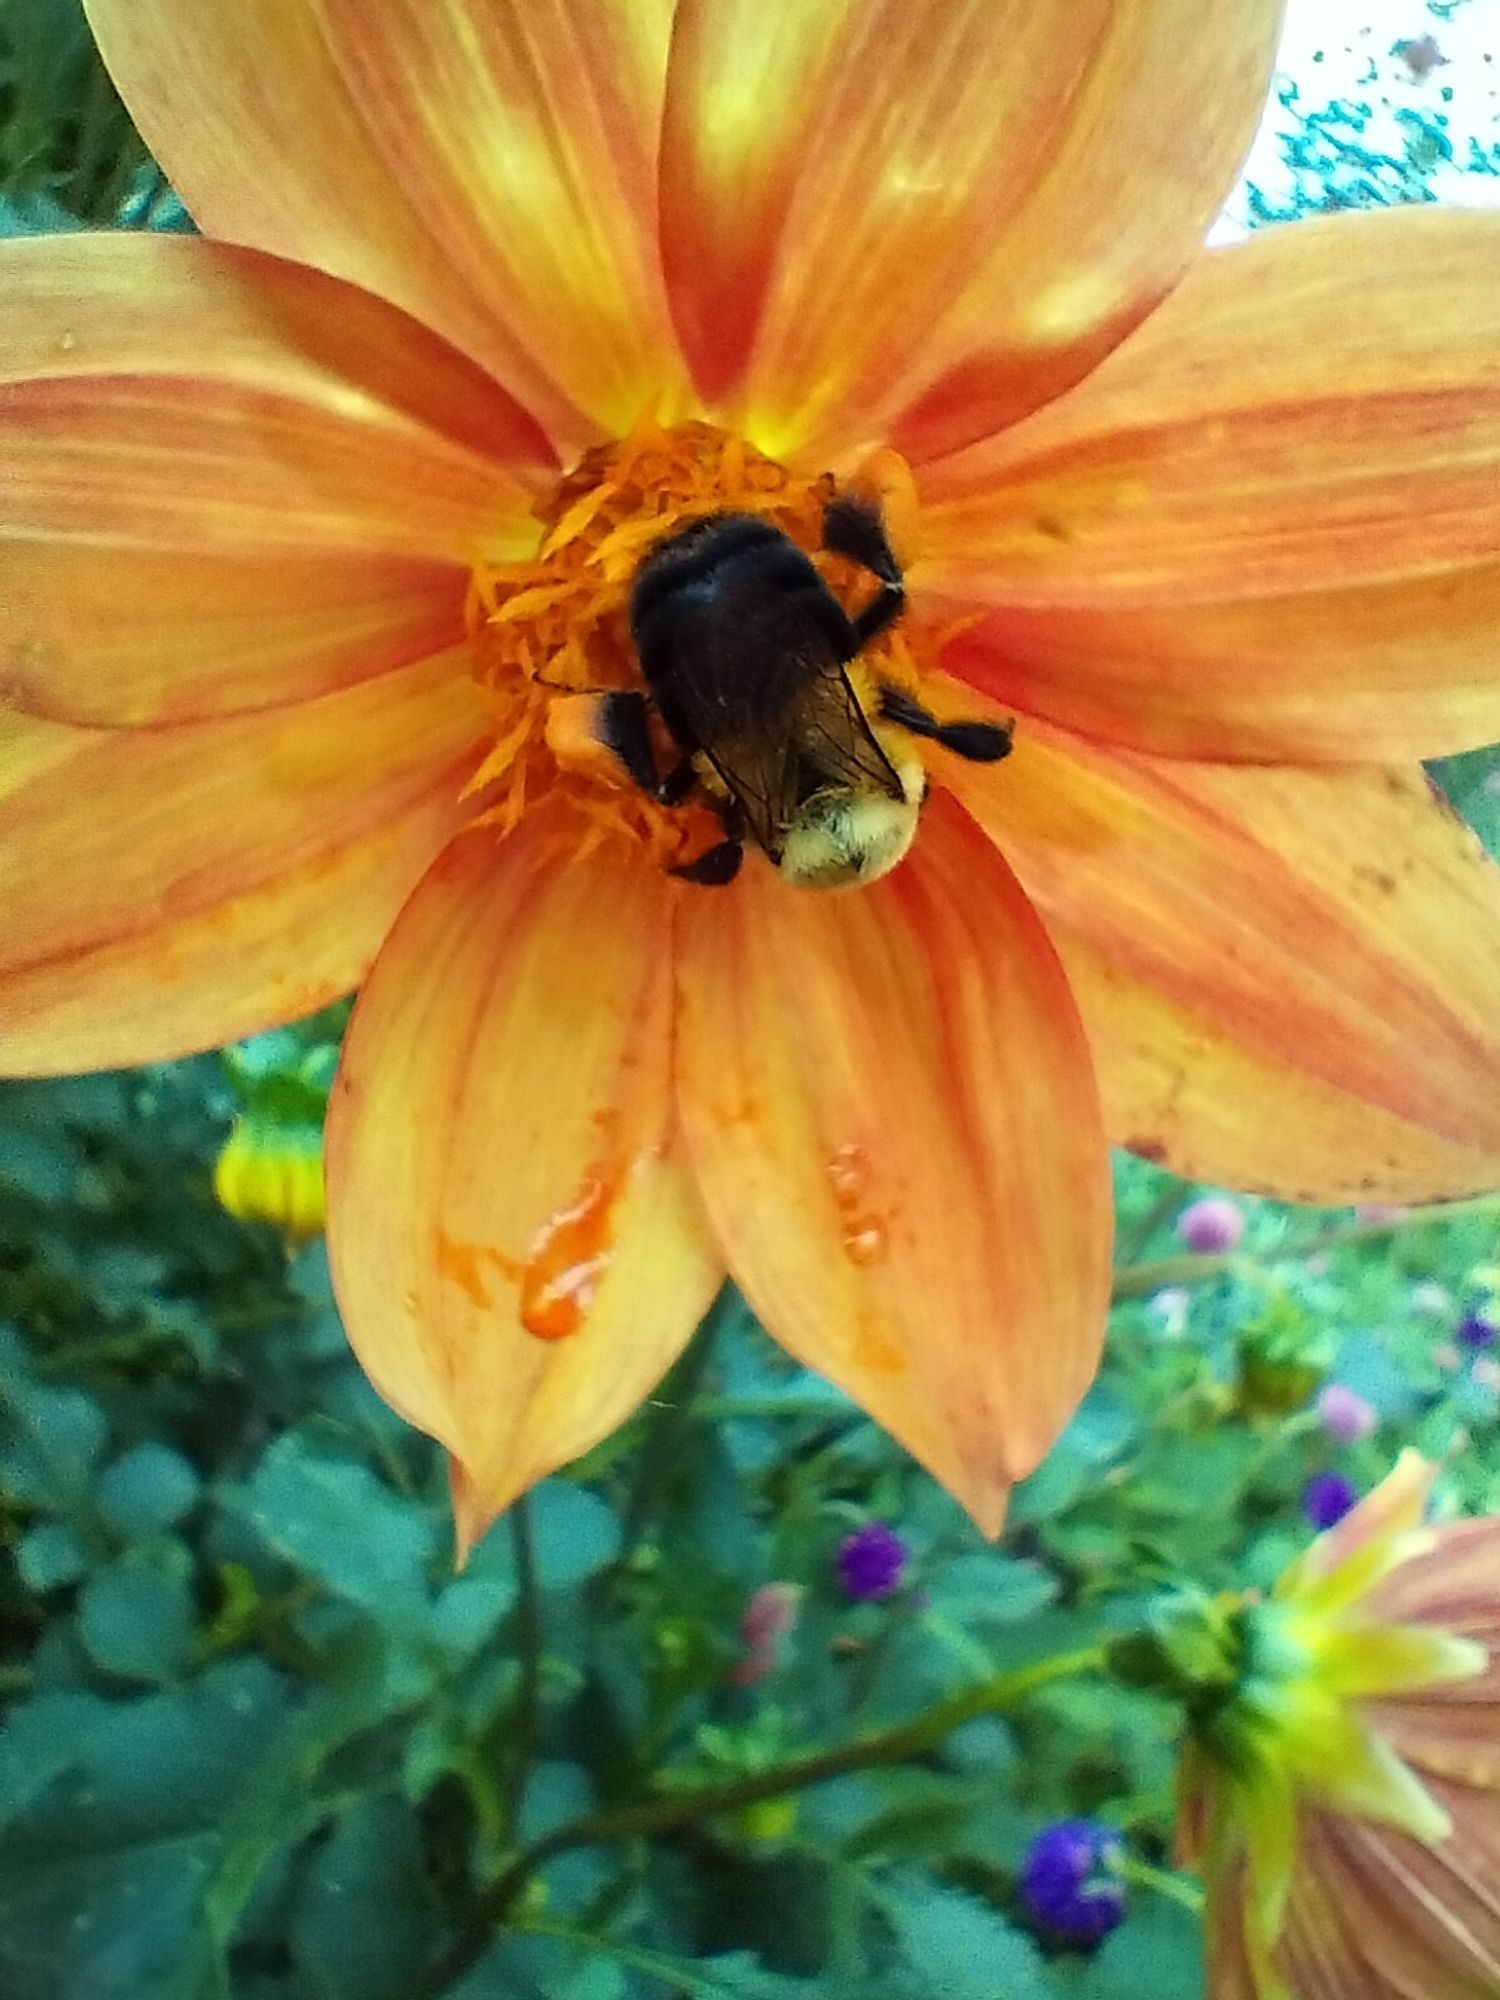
[
  {"xmin": 1110, "ymin": 1192, "xmax": 1500, "ymax": 1303},
  {"xmin": 1113, "ymin": 1852, "xmax": 1204, "ymax": 1914},
  {"xmin": 424, "ymin": 1645, "xmax": 1105, "ymax": 1995},
  {"xmin": 502, "ymin": 1492, "xmax": 541, "ymax": 1835}
]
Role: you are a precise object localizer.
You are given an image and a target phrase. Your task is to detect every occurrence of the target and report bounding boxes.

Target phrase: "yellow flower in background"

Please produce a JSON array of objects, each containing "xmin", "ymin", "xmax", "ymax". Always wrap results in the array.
[
  {"xmin": 1177, "ymin": 1455, "xmax": 1500, "ymax": 2000},
  {"xmin": 2, "ymin": 0, "xmax": 1500, "ymax": 1549},
  {"xmin": 213, "ymin": 1117, "xmax": 326, "ymax": 1250}
]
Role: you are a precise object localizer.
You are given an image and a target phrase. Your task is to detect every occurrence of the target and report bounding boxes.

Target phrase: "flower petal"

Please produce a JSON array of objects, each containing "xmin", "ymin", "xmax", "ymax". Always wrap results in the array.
[
  {"xmin": 1, "ymin": 233, "xmax": 551, "ymax": 725},
  {"xmin": 317, "ymin": 0, "xmax": 685, "ymax": 447},
  {"xmin": 0, "ymin": 648, "xmax": 481, "ymax": 1076},
  {"xmin": 1050, "ymin": 938, "xmax": 1500, "ymax": 1204},
  {"xmin": 673, "ymin": 789, "xmax": 1112, "ymax": 1535},
  {"xmin": 943, "ymin": 718, "xmax": 1500, "ymax": 1202},
  {"xmin": 922, "ymin": 210, "xmax": 1500, "ymax": 762},
  {"xmin": 659, "ymin": 0, "xmax": 1279, "ymax": 461},
  {"xmin": 83, "ymin": 0, "xmax": 585, "ymax": 444},
  {"xmin": 324, "ymin": 811, "xmax": 722, "ymax": 1548}
]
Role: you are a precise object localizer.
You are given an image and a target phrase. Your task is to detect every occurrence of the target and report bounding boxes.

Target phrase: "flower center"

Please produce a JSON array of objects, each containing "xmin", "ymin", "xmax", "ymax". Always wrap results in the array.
[{"xmin": 463, "ymin": 419, "xmax": 951, "ymax": 883}]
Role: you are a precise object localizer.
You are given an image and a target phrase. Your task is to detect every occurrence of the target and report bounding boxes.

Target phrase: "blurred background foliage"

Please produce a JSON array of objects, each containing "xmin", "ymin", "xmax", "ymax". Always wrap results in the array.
[{"xmin": 2, "ymin": 1, "xmax": 1499, "ymax": 1995}]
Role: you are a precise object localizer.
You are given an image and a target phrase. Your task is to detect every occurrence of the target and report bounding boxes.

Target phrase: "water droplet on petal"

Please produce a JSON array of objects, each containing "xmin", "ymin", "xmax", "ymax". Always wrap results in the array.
[{"xmin": 827, "ymin": 1142, "xmax": 889, "ymax": 1267}]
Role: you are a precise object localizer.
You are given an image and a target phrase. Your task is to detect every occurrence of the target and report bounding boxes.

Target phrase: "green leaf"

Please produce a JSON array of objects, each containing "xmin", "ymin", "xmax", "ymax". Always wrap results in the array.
[
  {"xmin": 16, "ymin": 1520, "xmax": 88, "ymax": 1592},
  {"xmin": 237, "ymin": 1431, "xmax": 436, "ymax": 1614},
  {"xmin": 881, "ymin": 1881, "xmax": 1058, "ymax": 2000},
  {"xmin": 0, "ymin": 1660, "xmax": 292, "ymax": 2000},
  {"xmin": 0, "ymin": 1359, "xmax": 107, "ymax": 1510},
  {"xmin": 1081, "ymin": 1895, "xmax": 1203, "ymax": 2000},
  {"xmin": 289, "ymin": 1795, "xmax": 441, "ymax": 2000},
  {"xmin": 1429, "ymin": 747, "xmax": 1500, "ymax": 862},
  {"xmin": 527, "ymin": 1479, "xmax": 623, "ymax": 1589},
  {"xmin": 77, "ymin": 1545, "xmax": 196, "ymax": 1685},
  {"xmin": 97, "ymin": 1443, "xmax": 202, "ymax": 1539}
]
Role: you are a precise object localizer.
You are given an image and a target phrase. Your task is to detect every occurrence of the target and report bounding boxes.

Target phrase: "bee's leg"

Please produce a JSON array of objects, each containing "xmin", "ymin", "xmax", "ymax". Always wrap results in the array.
[
  {"xmin": 657, "ymin": 757, "xmax": 698, "ymax": 807},
  {"xmin": 593, "ymin": 689, "xmax": 665, "ymax": 795},
  {"xmin": 670, "ymin": 840, "xmax": 743, "ymax": 887},
  {"xmin": 823, "ymin": 495, "xmax": 906, "ymax": 646},
  {"xmin": 878, "ymin": 685, "xmax": 1013, "ymax": 763}
]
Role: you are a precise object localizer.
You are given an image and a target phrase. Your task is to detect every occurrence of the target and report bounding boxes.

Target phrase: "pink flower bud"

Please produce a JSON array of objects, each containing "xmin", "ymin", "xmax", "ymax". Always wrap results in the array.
[
  {"xmin": 727, "ymin": 1582, "xmax": 801, "ymax": 1684},
  {"xmin": 1176, "ymin": 1197, "xmax": 1245, "ymax": 1255},
  {"xmin": 1471, "ymin": 1357, "xmax": 1500, "ymax": 1394},
  {"xmin": 1317, "ymin": 1384, "xmax": 1378, "ymax": 1445}
]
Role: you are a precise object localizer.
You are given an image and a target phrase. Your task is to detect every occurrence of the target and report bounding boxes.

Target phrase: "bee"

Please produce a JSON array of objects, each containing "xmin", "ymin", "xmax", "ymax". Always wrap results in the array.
[{"xmin": 590, "ymin": 494, "xmax": 1012, "ymax": 888}]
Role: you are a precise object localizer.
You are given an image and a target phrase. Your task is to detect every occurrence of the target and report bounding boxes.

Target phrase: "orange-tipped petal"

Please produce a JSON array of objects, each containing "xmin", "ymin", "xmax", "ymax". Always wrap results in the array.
[
  {"xmin": 1, "ymin": 233, "xmax": 551, "ymax": 725},
  {"xmin": 0, "ymin": 648, "xmax": 481, "ymax": 1076},
  {"xmin": 324, "ymin": 811, "xmax": 721, "ymax": 1545},
  {"xmin": 83, "ymin": 0, "xmax": 586, "ymax": 446},
  {"xmin": 943, "ymin": 716, "xmax": 1500, "ymax": 1204},
  {"xmin": 317, "ymin": 0, "xmax": 685, "ymax": 448},
  {"xmin": 659, "ymin": 0, "xmax": 1279, "ymax": 462},
  {"xmin": 922, "ymin": 209, "xmax": 1500, "ymax": 762},
  {"xmin": 673, "ymin": 789, "xmax": 1112, "ymax": 1536}
]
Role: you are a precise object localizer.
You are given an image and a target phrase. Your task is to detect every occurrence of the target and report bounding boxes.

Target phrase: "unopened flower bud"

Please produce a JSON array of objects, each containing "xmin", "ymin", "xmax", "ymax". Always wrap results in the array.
[
  {"xmin": 1176, "ymin": 1196, "xmax": 1245, "ymax": 1254},
  {"xmin": 1317, "ymin": 1383, "xmax": 1378, "ymax": 1445}
]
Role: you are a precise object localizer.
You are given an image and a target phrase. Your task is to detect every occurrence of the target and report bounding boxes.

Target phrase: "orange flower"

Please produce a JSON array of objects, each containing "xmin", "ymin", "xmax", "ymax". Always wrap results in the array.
[
  {"xmin": 3, "ymin": 2, "xmax": 1499, "ymax": 1545},
  {"xmin": 1175, "ymin": 1455, "xmax": 1500, "ymax": 2000}
]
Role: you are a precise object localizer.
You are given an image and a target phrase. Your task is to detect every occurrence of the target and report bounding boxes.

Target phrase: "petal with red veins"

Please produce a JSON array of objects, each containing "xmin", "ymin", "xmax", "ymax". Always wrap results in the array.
[
  {"xmin": 941, "ymin": 718, "xmax": 1500, "ymax": 1204},
  {"xmin": 318, "ymin": 0, "xmax": 685, "ymax": 447},
  {"xmin": 0, "ymin": 648, "xmax": 482, "ymax": 1076},
  {"xmin": 325, "ymin": 812, "xmax": 721, "ymax": 1549},
  {"xmin": 1, "ymin": 233, "xmax": 551, "ymax": 725},
  {"xmin": 673, "ymin": 789, "xmax": 1112, "ymax": 1536},
  {"xmin": 83, "ymin": 0, "xmax": 585, "ymax": 444},
  {"xmin": 659, "ymin": 0, "xmax": 1279, "ymax": 461},
  {"xmin": 921, "ymin": 210, "xmax": 1500, "ymax": 762}
]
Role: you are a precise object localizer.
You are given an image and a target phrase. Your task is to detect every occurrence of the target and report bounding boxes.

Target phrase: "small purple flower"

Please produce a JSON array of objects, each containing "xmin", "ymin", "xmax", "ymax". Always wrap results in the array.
[
  {"xmin": 1176, "ymin": 1196, "xmax": 1245, "ymax": 1255},
  {"xmin": 1457, "ymin": 1312, "xmax": 1497, "ymax": 1352},
  {"xmin": 1019, "ymin": 1820, "xmax": 1127, "ymax": 1945},
  {"xmin": 1317, "ymin": 1384, "xmax": 1378, "ymax": 1445},
  {"xmin": 835, "ymin": 1522, "xmax": 908, "ymax": 1601},
  {"xmin": 1303, "ymin": 1471, "xmax": 1358, "ymax": 1531}
]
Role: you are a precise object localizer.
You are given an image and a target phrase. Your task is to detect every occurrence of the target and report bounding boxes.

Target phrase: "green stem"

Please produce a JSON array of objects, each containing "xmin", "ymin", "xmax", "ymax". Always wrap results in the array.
[
  {"xmin": 424, "ymin": 1645, "xmax": 1104, "ymax": 1996},
  {"xmin": 1110, "ymin": 1192, "xmax": 1500, "ymax": 1303},
  {"xmin": 616, "ymin": 1286, "xmax": 732, "ymax": 1552},
  {"xmin": 502, "ymin": 1494, "xmax": 541, "ymax": 1836},
  {"xmin": 1113, "ymin": 1853, "xmax": 1204, "ymax": 1915}
]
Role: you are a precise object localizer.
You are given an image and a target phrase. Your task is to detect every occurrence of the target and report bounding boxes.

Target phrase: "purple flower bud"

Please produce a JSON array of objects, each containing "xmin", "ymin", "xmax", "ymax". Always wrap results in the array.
[
  {"xmin": 1317, "ymin": 1384, "xmax": 1378, "ymax": 1445},
  {"xmin": 1020, "ymin": 1821, "xmax": 1127, "ymax": 1945},
  {"xmin": 1457, "ymin": 1312, "xmax": 1497, "ymax": 1352},
  {"xmin": 1176, "ymin": 1197, "xmax": 1245, "ymax": 1255},
  {"xmin": 835, "ymin": 1523, "xmax": 908, "ymax": 1601},
  {"xmin": 1303, "ymin": 1471, "xmax": 1358, "ymax": 1531}
]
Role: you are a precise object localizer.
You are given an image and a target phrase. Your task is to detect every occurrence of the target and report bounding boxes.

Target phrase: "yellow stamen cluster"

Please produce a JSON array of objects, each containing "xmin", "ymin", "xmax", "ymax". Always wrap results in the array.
[{"xmin": 463, "ymin": 419, "xmax": 932, "ymax": 867}]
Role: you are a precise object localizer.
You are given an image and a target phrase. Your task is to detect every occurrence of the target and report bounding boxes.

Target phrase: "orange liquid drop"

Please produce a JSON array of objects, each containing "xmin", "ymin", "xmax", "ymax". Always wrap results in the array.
[{"xmin": 518, "ymin": 1165, "xmax": 623, "ymax": 1341}]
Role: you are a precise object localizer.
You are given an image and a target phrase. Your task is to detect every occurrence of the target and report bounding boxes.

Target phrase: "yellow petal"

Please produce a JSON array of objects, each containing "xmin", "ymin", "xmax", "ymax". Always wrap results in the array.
[
  {"xmin": 922, "ymin": 210, "xmax": 1500, "ymax": 762},
  {"xmin": 324, "ymin": 810, "xmax": 721, "ymax": 1546},
  {"xmin": 0, "ymin": 648, "xmax": 480, "ymax": 1075},
  {"xmin": 316, "ymin": 0, "xmax": 685, "ymax": 446},
  {"xmin": 1314, "ymin": 1625, "xmax": 1487, "ymax": 1704},
  {"xmin": 1281, "ymin": 1454, "xmax": 1439, "ymax": 1611},
  {"xmin": 673, "ymin": 789, "xmax": 1112, "ymax": 1535},
  {"xmin": 943, "ymin": 720, "xmax": 1500, "ymax": 1197},
  {"xmin": 658, "ymin": 0, "xmax": 1279, "ymax": 461}
]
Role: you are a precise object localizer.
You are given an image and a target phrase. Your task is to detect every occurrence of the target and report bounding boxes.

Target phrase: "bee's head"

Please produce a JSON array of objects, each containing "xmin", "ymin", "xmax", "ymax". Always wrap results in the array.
[{"xmin": 776, "ymin": 738, "xmax": 926, "ymax": 891}]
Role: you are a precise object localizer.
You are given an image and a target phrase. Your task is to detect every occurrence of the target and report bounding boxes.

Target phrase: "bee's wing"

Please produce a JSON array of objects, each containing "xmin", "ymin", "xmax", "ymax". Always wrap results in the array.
[
  {"xmin": 695, "ymin": 654, "xmax": 902, "ymax": 860},
  {"xmin": 654, "ymin": 582, "xmax": 902, "ymax": 860}
]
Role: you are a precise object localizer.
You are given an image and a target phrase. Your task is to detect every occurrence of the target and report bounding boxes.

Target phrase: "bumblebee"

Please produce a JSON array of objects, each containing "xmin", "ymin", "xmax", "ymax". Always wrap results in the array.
[{"xmin": 591, "ymin": 494, "xmax": 1011, "ymax": 888}]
